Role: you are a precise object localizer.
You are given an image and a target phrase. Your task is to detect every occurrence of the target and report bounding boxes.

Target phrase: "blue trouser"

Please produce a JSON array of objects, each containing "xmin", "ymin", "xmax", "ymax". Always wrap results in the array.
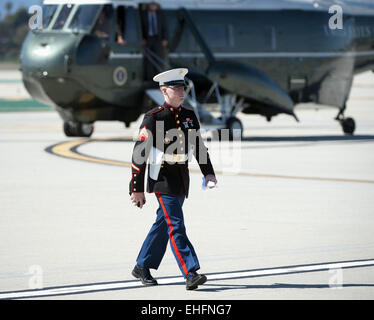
[{"xmin": 136, "ymin": 193, "xmax": 200, "ymax": 278}]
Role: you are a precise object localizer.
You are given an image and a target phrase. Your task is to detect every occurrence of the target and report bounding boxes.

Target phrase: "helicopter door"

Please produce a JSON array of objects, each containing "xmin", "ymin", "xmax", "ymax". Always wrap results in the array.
[{"xmin": 110, "ymin": 6, "xmax": 142, "ymax": 91}]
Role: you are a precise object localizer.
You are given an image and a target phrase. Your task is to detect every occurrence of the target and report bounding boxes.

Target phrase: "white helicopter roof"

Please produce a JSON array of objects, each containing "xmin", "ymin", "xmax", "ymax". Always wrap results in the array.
[{"xmin": 42, "ymin": 0, "xmax": 374, "ymax": 15}]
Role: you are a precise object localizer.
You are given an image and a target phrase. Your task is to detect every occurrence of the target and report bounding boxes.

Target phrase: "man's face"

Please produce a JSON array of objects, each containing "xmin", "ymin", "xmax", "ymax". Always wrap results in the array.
[{"xmin": 162, "ymin": 86, "xmax": 185, "ymax": 105}]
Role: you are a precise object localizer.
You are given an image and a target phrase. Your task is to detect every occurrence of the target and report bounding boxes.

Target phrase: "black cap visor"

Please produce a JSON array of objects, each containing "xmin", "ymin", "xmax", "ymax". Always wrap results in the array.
[{"xmin": 161, "ymin": 80, "xmax": 187, "ymax": 88}]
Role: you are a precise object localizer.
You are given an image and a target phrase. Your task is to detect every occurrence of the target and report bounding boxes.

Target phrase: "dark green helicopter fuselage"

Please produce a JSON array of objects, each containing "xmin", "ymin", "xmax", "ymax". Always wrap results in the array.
[{"xmin": 20, "ymin": 3, "xmax": 374, "ymax": 127}]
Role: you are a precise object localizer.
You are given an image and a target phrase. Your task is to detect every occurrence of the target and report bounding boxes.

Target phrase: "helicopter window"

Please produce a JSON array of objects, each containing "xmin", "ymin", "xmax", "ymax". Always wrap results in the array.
[
  {"xmin": 92, "ymin": 5, "xmax": 114, "ymax": 39},
  {"xmin": 42, "ymin": 5, "xmax": 58, "ymax": 29},
  {"xmin": 69, "ymin": 5, "xmax": 101, "ymax": 32},
  {"xmin": 52, "ymin": 4, "xmax": 74, "ymax": 30}
]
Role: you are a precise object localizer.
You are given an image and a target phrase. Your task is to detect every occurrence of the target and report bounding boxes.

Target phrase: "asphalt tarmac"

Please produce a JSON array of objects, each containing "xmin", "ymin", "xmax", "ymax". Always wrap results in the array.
[{"xmin": 0, "ymin": 70, "xmax": 374, "ymax": 300}]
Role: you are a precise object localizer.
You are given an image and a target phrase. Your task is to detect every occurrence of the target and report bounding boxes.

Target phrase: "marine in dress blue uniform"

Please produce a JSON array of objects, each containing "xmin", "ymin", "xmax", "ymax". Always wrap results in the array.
[{"xmin": 129, "ymin": 68, "xmax": 217, "ymax": 290}]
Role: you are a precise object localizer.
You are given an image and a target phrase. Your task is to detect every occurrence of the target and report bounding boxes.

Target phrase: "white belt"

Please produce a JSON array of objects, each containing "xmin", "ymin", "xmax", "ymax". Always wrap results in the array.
[{"xmin": 164, "ymin": 153, "xmax": 188, "ymax": 163}]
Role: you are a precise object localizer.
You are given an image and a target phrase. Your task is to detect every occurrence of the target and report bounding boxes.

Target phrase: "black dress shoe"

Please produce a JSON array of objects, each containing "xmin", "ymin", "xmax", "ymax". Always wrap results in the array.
[
  {"xmin": 132, "ymin": 264, "xmax": 158, "ymax": 286},
  {"xmin": 186, "ymin": 271, "xmax": 207, "ymax": 290}
]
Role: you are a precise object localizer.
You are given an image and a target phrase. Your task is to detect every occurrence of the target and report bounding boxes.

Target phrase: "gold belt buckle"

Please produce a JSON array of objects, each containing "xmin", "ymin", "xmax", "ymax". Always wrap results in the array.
[
  {"xmin": 165, "ymin": 153, "xmax": 185, "ymax": 163},
  {"xmin": 173, "ymin": 154, "xmax": 183, "ymax": 162}
]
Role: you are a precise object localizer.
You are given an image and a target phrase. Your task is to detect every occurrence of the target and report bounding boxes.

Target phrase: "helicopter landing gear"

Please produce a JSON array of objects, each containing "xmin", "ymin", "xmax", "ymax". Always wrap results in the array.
[
  {"xmin": 225, "ymin": 116, "xmax": 243, "ymax": 140},
  {"xmin": 335, "ymin": 104, "xmax": 355, "ymax": 135},
  {"xmin": 63, "ymin": 121, "xmax": 94, "ymax": 137},
  {"xmin": 215, "ymin": 116, "xmax": 243, "ymax": 141}
]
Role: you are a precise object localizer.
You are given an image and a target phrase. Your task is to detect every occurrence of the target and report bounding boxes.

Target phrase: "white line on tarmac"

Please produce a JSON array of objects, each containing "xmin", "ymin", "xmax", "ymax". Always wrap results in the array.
[{"xmin": 0, "ymin": 259, "xmax": 373, "ymax": 300}]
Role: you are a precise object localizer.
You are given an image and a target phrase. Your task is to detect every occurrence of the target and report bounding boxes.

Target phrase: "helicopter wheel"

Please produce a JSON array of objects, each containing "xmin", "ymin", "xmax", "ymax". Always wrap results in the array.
[
  {"xmin": 339, "ymin": 117, "xmax": 355, "ymax": 135},
  {"xmin": 226, "ymin": 117, "xmax": 243, "ymax": 141},
  {"xmin": 217, "ymin": 117, "xmax": 243, "ymax": 141},
  {"xmin": 63, "ymin": 121, "xmax": 94, "ymax": 137}
]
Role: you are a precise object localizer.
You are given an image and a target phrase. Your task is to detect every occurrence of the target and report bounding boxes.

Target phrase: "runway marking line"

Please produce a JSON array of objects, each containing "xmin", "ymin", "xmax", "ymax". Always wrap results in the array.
[
  {"xmin": 48, "ymin": 138, "xmax": 128, "ymax": 168},
  {"xmin": 1, "ymin": 259, "xmax": 373, "ymax": 299},
  {"xmin": 45, "ymin": 137, "xmax": 374, "ymax": 185}
]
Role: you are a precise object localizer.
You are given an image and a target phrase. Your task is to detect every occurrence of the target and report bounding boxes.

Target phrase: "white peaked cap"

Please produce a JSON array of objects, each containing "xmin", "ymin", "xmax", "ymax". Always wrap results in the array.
[{"xmin": 153, "ymin": 68, "xmax": 188, "ymax": 87}]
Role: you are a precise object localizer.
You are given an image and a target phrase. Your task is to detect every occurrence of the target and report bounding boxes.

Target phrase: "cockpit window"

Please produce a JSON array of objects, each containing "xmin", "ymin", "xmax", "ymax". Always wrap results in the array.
[
  {"xmin": 68, "ymin": 5, "xmax": 101, "ymax": 32},
  {"xmin": 52, "ymin": 4, "xmax": 74, "ymax": 30},
  {"xmin": 42, "ymin": 5, "xmax": 58, "ymax": 29},
  {"xmin": 92, "ymin": 5, "xmax": 113, "ymax": 39}
]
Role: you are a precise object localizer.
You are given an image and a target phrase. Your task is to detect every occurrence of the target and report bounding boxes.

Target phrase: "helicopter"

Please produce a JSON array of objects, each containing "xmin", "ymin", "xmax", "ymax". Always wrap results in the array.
[{"xmin": 20, "ymin": 0, "xmax": 374, "ymax": 138}]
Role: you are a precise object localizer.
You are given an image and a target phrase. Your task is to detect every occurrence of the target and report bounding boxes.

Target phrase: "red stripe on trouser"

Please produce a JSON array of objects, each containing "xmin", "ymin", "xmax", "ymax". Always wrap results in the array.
[{"xmin": 157, "ymin": 193, "xmax": 188, "ymax": 276}]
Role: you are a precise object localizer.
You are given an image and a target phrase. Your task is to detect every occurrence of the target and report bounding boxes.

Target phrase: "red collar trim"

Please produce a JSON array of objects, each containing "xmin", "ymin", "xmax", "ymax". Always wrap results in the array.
[{"xmin": 163, "ymin": 102, "xmax": 182, "ymax": 113}]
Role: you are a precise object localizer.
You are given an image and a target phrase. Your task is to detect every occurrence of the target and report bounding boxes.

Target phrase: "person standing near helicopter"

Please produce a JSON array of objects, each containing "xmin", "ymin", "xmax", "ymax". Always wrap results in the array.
[
  {"xmin": 140, "ymin": 2, "xmax": 169, "ymax": 80},
  {"xmin": 129, "ymin": 68, "xmax": 217, "ymax": 290}
]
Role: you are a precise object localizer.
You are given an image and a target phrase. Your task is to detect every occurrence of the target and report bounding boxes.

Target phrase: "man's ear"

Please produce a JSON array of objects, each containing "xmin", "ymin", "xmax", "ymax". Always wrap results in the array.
[{"xmin": 160, "ymin": 87, "xmax": 167, "ymax": 96}]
